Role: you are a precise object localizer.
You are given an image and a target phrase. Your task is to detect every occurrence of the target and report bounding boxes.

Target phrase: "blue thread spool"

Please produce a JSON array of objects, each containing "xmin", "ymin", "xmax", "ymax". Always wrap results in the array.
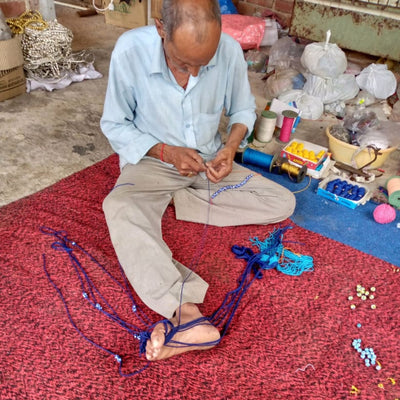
[
  {"xmin": 240, "ymin": 148, "xmax": 274, "ymax": 170},
  {"xmin": 236, "ymin": 148, "xmax": 306, "ymax": 183}
]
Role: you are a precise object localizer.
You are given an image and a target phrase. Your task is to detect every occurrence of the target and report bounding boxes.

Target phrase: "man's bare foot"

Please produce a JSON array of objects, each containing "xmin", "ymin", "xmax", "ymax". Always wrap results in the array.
[{"xmin": 145, "ymin": 303, "xmax": 220, "ymax": 361}]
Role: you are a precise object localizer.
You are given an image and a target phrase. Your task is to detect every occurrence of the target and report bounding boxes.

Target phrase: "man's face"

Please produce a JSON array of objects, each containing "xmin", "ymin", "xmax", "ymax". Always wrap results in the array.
[{"xmin": 157, "ymin": 20, "xmax": 221, "ymax": 77}]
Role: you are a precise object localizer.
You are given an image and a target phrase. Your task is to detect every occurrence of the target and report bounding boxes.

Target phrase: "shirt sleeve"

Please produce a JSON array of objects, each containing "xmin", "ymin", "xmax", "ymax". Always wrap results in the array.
[
  {"xmin": 100, "ymin": 45, "xmax": 159, "ymax": 165},
  {"xmin": 222, "ymin": 34, "xmax": 257, "ymax": 147}
]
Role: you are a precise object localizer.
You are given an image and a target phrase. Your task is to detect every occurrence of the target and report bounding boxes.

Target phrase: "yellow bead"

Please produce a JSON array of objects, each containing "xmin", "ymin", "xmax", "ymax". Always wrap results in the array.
[
  {"xmin": 371, "ymin": 304, "xmax": 377, "ymax": 309},
  {"xmin": 370, "ymin": 287, "xmax": 376, "ymax": 292},
  {"xmin": 348, "ymin": 295, "xmax": 353, "ymax": 301},
  {"xmin": 350, "ymin": 304, "xmax": 356, "ymax": 310}
]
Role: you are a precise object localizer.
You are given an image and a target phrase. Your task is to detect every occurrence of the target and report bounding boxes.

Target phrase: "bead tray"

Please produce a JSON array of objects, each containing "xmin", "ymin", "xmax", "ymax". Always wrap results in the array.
[
  {"xmin": 317, "ymin": 174, "xmax": 371, "ymax": 209},
  {"xmin": 280, "ymin": 139, "xmax": 328, "ymax": 170}
]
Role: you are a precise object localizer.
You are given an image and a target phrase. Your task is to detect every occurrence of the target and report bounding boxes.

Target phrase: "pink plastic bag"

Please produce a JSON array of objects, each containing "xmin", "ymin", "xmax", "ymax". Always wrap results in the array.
[{"xmin": 221, "ymin": 14, "xmax": 265, "ymax": 50}]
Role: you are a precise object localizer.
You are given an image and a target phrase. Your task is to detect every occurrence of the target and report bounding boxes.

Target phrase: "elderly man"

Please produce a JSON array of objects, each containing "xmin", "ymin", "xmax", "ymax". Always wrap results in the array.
[{"xmin": 101, "ymin": 0, "xmax": 295, "ymax": 361}]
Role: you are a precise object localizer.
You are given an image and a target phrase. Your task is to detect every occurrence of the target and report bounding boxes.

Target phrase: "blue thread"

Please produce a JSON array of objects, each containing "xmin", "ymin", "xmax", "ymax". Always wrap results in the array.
[
  {"xmin": 110, "ymin": 183, "xmax": 136, "ymax": 192},
  {"xmin": 211, "ymin": 174, "xmax": 254, "ymax": 199},
  {"xmin": 40, "ymin": 220, "xmax": 312, "ymax": 375},
  {"xmin": 242, "ymin": 148, "xmax": 274, "ymax": 170}
]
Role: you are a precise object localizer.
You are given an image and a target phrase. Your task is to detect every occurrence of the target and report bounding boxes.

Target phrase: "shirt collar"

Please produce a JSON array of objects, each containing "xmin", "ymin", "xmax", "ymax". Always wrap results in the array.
[{"xmin": 150, "ymin": 35, "xmax": 167, "ymax": 76}]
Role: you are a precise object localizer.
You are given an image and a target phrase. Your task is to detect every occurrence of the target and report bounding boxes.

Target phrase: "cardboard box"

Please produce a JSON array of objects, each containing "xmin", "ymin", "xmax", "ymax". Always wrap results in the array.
[
  {"xmin": 105, "ymin": 0, "xmax": 147, "ymax": 29},
  {"xmin": 0, "ymin": 35, "xmax": 25, "ymax": 101}
]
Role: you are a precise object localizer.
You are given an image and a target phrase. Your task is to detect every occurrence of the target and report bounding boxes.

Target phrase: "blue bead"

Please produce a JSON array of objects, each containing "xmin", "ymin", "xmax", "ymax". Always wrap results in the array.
[
  {"xmin": 114, "ymin": 354, "xmax": 121, "ymax": 363},
  {"xmin": 132, "ymin": 305, "xmax": 137, "ymax": 312},
  {"xmin": 83, "ymin": 292, "xmax": 88, "ymax": 298},
  {"xmin": 95, "ymin": 303, "xmax": 102, "ymax": 310}
]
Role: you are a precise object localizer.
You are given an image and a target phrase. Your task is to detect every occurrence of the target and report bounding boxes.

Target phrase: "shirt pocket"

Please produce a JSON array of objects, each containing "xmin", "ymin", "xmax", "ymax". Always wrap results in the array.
[{"xmin": 194, "ymin": 106, "xmax": 223, "ymax": 147}]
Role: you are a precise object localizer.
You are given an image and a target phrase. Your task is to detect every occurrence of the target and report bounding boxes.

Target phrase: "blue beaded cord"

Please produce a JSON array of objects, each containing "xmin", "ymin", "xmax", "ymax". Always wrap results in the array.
[
  {"xmin": 41, "ymin": 224, "xmax": 312, "ymax": 375},
  {"xmin": 210, "ymin": 174, "xmax": 254, "ymax": 200},
  {"xmin": 41, "ymin": 176, "xmax": 313, "ymax": 376}
]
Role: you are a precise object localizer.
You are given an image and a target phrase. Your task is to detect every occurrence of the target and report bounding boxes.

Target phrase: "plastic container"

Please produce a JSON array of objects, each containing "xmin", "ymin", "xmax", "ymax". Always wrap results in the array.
[
  {"xmin": 280, "ymin": 139, "xmax": 328, "ymax": 170},
  {"xmin": 326, "ymin": 127, "xmax": 397, "ymax": 169},
  {"xmin": 317, "ymin": 174, "xmax": 371, "ymax": 209},
  {"xmin": 260, "ymin": 19, "xmax": 278, "ymax": 47}
]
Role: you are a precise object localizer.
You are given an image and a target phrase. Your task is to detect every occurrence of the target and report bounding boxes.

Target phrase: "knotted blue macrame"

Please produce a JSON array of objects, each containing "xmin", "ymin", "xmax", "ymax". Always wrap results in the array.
[{"xmin": 41, "ymin": 225, "xmax": 313, "ymax": 376}]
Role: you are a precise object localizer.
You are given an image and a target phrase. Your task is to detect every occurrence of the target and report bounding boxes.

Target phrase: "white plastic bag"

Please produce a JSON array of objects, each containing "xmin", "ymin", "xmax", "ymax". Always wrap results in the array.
[
  {"xmin": 303, "ymin": 73, "xmax": 359, "ymax": 104},
  {"xmin": 301, "ymin": 30, "xmax": 347, "ymax": 79},
  {"xmin": 278, "ymin": 89, "xmax": 324, "ymax": 120},
  {"xmin": 356, "ymin": 64, "xmax": 397, "ymax": 100}
]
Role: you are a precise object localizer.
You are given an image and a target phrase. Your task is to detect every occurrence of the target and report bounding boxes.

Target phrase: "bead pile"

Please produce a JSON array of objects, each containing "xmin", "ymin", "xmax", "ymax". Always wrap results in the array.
[
  {"xmin": 348, "ymin": 284, "xmax": 377, "ymax": 310},
  {"xmin": 284, "ymin": 141, "xmax": 325, "ymax": 163},
  {"xmin": 352, "ymin": 339, "xmax": 381, "ymax": 370},
  {"xmin": 326, "ymin": 179, "xmax": 366, "ymax": 201}
]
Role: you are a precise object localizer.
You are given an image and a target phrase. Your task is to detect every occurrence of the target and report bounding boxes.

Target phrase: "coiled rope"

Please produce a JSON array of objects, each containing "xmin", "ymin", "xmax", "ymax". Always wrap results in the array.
[
  {"xmin": 6, "ymin": 10, "xmax": 48, "ymax": 34},
  {"xmin": 7, "ymin": 11, "xmax": 94, "ymax": 81}
]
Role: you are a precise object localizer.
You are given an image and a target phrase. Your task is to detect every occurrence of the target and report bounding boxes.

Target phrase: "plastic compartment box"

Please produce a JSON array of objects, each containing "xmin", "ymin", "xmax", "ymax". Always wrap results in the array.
[
  {"xmin": 280, "ymin": 139, "xmax": 328, "ymax": 170},
  {"xmin": 317, "ymin": 174, "xmax": 371, "ymax": 209}
]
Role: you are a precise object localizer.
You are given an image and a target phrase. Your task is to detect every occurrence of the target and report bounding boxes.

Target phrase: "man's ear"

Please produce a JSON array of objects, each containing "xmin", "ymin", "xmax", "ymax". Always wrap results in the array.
[{"xmin": 154, "ymin": 18, "xmax": 165, "ymax": 39}]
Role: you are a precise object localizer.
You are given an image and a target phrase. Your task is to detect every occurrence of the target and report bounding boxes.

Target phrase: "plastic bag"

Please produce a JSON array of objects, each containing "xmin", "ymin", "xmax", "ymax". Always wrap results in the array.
[
  {"xmin": 303, "ymin": 73, "xmax": 359, "ymax": 104},
  {"xmin": 357, "ymin": 120, "xmax": 400, "ymax": 149},
  {"xmin": 265, "ymin": 68, "xmax": 304, "ymax": 98},
  {"xmin": 343, "ymin": 109, "xmax": 379, "ymax": 136},
  {"xmin": 278, "ymin": 89, "xmax": 324, "ymax": 120},
  {"xmin": 301, "ymin": 30, "xmax": 347, "ymax": 79},
  {"xmin": 267, "ymin": 36, "xmax": 305, "ymax": 73},
  {"xmin": 0, "ymin": 8, "xmax": 12, "ymax": 40},
  {"xmin": 245, "ymin": 49, "xmax": 268, "ymax": 72},
  {"xmin": 389, "ymin": 101, "xmax": 400, "ymax": 122},
  {"xmin": 356, "ymin": 64, "xmax": 397, "ymax": 99},
  {"xmin": 221, "ymin": 14, "xmax": 265, "ymax": 50},
  {"xmin": 219, "ymin": 0, "xmax": 238, "ymax": 14}
]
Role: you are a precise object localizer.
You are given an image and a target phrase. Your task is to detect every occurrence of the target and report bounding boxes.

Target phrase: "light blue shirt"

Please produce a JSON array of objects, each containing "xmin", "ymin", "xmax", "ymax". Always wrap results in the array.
[{"xmin": 101, "ymin": 26, "xmax": 256, "ymax": 169}]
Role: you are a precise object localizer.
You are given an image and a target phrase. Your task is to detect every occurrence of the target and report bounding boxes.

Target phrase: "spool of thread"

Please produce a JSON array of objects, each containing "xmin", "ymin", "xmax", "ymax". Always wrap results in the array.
[
  {"xmin": 273, "ymin": 156, "xmax": 306, "ymax": 183},
  {"xmin": 279, "ymin": 110, "xmax": 298, "ymax": 143},
  {"xmin": 236, "ymin": 149, "xmax": 306, "ymax": 183},
  {"xmin": 386, "ymin": 176, "xmax": 400, "ymax": 208},
  {"xmin": 241, "ymin": 147, "xmax": 274, "ymax": 170},
  {"xmin": 255, "ymin": 110, "xmax": 277, "ymax": 143}
]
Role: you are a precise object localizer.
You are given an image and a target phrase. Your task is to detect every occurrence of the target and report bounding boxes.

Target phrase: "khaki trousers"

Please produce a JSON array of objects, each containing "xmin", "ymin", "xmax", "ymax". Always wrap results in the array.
[{"xmin": 103, "ymin": 157, "xmax": 295, "ymax": 318}]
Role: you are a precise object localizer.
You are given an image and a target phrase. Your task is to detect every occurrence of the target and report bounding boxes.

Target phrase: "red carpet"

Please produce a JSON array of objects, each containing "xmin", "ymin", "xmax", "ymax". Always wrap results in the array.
[{"xmin": 0, "ymin": 154, "xmax": 399, "ymax": 400}]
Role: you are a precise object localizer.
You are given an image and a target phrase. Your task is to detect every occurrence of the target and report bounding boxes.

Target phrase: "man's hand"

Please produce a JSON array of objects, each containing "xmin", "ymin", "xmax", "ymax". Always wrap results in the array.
[
  {"xmin": 205, "ymin": 146, "xmax": 235, "ymax": 183},
  {"xmin": 205, "ymin": 123, "xmax": 248, "ymax": 183},
  {"xmin": 148, "ymin": 143, "xmax": 206, "ymax": 177}
]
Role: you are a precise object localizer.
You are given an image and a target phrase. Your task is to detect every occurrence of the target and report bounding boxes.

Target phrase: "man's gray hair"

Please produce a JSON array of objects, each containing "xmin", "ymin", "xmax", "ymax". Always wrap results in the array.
[{"xmin": 161, "ymin": 0, "xmax": 221, "ymax": 41}]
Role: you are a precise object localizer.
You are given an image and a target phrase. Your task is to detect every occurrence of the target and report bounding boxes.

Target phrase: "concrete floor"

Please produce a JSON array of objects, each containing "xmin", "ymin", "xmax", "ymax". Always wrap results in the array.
[{"xmin": 0, "ymin": 6, "xmax": 399, "ymax": 207}]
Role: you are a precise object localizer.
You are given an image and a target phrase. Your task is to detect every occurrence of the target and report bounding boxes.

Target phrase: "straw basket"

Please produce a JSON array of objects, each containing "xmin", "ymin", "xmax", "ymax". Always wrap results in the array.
[{"xmin": 326, "ymin": 127, "xmax": 397, "ymax": 169}]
